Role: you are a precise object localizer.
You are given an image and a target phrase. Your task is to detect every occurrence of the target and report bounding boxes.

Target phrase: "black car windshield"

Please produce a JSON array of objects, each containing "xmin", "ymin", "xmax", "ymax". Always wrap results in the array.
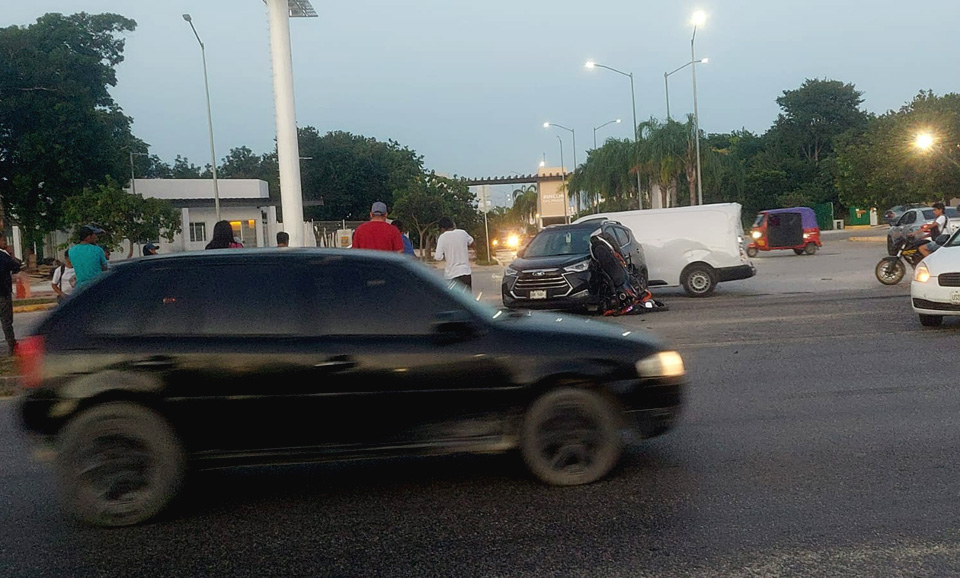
[{"xmin": 523, "ymin": 228, "xmax": 593, "ymax": 257}]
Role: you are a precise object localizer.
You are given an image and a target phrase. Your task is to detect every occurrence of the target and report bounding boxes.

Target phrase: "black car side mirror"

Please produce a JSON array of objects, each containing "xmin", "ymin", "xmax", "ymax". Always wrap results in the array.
[{"xmin": 432, "ymin": 310, "xmax": 478, "ymax": 343}]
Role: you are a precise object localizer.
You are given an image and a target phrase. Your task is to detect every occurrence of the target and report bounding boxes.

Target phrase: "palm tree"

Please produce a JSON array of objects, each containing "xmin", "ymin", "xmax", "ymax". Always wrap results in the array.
[
  {"xmin": 639, "ymin": 118, "xmax": 689, "ymax": 207},
  {"xmin": 510, "ymin": 185, "xmax": 538, "ymax": 230}
]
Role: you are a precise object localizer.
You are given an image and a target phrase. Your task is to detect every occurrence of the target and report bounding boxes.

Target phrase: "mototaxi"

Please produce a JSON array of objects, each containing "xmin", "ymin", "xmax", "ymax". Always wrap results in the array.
[{"xmin": 747, "ymin": 207, "xmax": 821, "ymax": 257}]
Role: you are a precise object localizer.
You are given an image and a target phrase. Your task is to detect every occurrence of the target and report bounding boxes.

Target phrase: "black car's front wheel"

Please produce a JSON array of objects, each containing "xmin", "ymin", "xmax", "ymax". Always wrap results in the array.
[
  {"xmin": 520, "ymin": 388, "xmax": 622, "ymax": 486},
  {"xmin": 55, "ymin": 402, "xmax": 186, "ymax": 527}
]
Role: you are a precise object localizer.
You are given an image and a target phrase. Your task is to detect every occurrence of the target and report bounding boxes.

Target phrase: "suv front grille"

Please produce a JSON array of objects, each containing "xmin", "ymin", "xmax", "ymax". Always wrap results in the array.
[
  {"xmin": 514, "ymin": 271, "xmax": 572, "ymax": 296},
  {"xmin": 939, "ymin": 273, "xmax": 960, "ymax": 287}
]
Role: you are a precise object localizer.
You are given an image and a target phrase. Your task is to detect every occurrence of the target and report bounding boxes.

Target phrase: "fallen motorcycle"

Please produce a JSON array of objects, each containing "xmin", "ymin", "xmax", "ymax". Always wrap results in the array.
[{"xmin": 589, "ymin": 232, "xmax": 668, "ymax": 316}]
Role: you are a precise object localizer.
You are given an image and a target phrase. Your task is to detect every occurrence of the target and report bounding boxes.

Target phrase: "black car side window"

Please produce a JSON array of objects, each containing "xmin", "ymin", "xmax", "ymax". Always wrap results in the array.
[
  {"xmin": 613, "ymin": 227, "xmax": 631, "ymax": 248},
  {"xmin": 136, "ymin": 264, "xmax": 308, "ymax": 336},
  {"xmin": 310, "ymin": 262, "xmax": 457, "ymax": 336}
]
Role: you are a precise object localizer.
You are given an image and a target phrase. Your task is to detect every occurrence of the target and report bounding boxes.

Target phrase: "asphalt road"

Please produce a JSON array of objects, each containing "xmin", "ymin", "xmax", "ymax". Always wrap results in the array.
[{"xmin": 7, "ymin": 233, "xmax": 960, "ymax": 576}]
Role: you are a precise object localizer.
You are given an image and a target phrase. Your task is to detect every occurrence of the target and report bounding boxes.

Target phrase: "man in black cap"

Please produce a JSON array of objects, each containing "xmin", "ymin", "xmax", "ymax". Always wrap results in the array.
[
  {"xmin": 142, "ymin": 242, "xmax": 159, "ymax": 257},
  {"xmin": 0, "ymin": 235, "xmax": 21, "ymax": 354},
  {"xmin": 70, "ymin": 224, "xmax": 109, "ymax": 289}
]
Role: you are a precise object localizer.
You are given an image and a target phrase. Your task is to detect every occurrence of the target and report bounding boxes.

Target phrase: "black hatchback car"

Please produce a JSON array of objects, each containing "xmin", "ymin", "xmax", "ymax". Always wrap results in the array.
[
  {"xmin": 17, "ymin": 249, "xmax": 684, "ymax": 526},
  {"xmin": 502, "ymin": 220, "xmax": 647, "ymax": 311}
]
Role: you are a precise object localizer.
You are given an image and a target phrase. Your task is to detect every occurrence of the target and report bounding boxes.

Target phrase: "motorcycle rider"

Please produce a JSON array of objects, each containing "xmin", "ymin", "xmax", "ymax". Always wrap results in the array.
[{"xmin": 918, "ymin": 202, "xmax": 948, "ymax": 258}]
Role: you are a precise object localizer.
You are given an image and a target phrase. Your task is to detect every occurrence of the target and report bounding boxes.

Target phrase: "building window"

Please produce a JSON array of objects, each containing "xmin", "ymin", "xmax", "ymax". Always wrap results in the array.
[{"xmin": 189, "ymin": 222, "xmax": 207, "ymax": 243}]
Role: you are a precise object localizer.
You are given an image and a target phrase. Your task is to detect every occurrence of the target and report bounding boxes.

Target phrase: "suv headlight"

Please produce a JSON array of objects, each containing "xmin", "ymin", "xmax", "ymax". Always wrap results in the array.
[
  {"xmin": 564, "ymin": 260, "xmax": 591, "ymax": 273},
  {"xmin": 915, "ymin": 263, "xmax": 931, "ymax": 283},
  {"xmin": 636, "ymin": 351, "xmax": 685, "ymax": 378},
  {"xmin": 504, "ymin": 266, "xmax": 519, "ymax": 277}
]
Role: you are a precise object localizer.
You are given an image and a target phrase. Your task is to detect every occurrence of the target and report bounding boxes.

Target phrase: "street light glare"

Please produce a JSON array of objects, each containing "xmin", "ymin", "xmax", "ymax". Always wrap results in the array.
[
  {"xmin": 616, "ymin": 119, "xmax": 622, "ymax": 123},
  {"xmin": 585, "ymin": 61, "xmax": 596, "ymax": 69},
  {"xmin": 182, "ymin": 13, "xmax": 192, "ymax": 22},
  {"xmin": 543, "ymin": 122, "xmax": 551, "ymax": 128},
  {"xmin": 916, "ymin": 133, "xmax": 935, "ymax": 151},
  {"xmin": 692, "ymin": 10, "xmax": 707, "ymax": 27},
  {"xmin": 701, "ymin": 58, "xmax": 710, "ymax": 64}
]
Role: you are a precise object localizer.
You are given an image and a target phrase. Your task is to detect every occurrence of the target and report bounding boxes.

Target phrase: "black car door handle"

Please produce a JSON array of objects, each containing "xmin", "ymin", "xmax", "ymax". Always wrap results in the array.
[{"xmin": 130, "ymin": 356, "xmax": 176, "ymax": 370}]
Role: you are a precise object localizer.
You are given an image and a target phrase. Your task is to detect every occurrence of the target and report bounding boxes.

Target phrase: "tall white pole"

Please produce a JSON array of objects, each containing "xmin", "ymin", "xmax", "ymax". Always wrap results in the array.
[
  {"xmin": 267, "ymin": 0, "xmax": 305, "ymax": 247},
  {"xmin": 692, "ymin": 29, "xmax": 704, "ymax": 206}
]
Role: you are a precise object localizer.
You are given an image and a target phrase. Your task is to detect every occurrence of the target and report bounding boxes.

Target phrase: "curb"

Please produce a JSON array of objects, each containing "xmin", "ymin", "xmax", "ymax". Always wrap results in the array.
[
  {"xmin": 14, "ymin": 303, "xmax": 57, "ymax": 313},
  {"xmin": 848, "ymin": 236, "xmax": 886, "ymax": 243}
]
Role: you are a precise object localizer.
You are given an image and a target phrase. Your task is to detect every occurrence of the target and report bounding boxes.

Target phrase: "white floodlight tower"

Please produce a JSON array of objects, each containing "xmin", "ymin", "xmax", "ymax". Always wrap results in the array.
[{"xmin": 266, "ymin": 0, "xmax": 317, "ymax": 246}]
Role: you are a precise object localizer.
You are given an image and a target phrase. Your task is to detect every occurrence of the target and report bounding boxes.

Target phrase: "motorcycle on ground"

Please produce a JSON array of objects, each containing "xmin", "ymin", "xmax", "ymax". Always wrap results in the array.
[
  {"xmin": 589, "ymin": 232, "xmax": 667, "ymax": 316},
  {"xmin": 875, "ymin": 233, "xmax": 948, "ymax": 285}
]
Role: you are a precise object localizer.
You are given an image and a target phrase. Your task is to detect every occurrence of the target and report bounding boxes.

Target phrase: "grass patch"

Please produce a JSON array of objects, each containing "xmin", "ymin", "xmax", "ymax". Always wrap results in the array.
[{"xmin": 14, "ymin": 297, "xmax": 57, "ymax": 306}]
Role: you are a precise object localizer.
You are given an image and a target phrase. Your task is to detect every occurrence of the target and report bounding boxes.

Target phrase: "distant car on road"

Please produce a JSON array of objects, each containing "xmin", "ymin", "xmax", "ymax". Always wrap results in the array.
[
  {"xmin": 883, "ymin": 204, "xmax": 925, "ymax": 226},
  {"xmin": 911, "ymin": 231, "xmax": 960, "ymax": 326},
  {"xmin": 16, "ymin": 249, "xmax": 685, "ymax": 526},
  {"xmin": 887, "ymin": 206, "xmax": 960, "ymax": 255},
  {"xmin": 501, "ymin": 220, "xmax": 647, "ymax": 311}
]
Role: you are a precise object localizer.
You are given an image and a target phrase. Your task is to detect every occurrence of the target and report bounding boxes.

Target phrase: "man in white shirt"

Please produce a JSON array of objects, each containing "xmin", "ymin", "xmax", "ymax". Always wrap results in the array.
[
  {"xmin": 51, "ymin": 250, "xmax": 77, "ymax": 303},
  {"xmin": 435, "ymin": 217, "xmax": 474, "ymax": 289}
]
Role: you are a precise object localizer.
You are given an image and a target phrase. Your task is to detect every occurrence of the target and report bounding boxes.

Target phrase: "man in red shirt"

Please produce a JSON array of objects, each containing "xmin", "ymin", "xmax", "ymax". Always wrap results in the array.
[{"xmin": 352, "ymin": 201, "xmax": 404, "ymax": 252}]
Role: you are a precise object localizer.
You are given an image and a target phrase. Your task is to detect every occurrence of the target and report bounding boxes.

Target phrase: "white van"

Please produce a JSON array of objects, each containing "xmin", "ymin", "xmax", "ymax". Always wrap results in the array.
[{"xmin": 574, "ymin": 203, "xmax": 755, "ymax": 297}]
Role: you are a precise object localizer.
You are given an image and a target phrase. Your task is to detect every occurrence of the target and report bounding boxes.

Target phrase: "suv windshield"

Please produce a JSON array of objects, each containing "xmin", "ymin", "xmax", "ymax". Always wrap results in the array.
[{"xmin": 523, "ymin": 227, "xmax": 593, "ymax": 257}]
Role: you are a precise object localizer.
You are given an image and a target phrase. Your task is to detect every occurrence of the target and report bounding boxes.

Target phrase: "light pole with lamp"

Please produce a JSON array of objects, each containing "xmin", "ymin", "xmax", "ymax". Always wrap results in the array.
[
  {"xmin": 585, "ymin": 61, "xmax": 643, "ymax": 209},
  {"xmin": 182, "ymin": 14, "xmax": 221, "ymax": 220},
  {"xmin": 555, "ymin": 135, "xmax": 568, "ymax": 224},
  {"xmin": 544, "ymin": 122, "xmax": 577, "ymax": 213},
  {"xmin": 691, "ymin": 10, "xmax": 707, "ymax": 206},
  {"xmin": 128, "ymin": 151, "xmax": 149, "ymax": 195},
  {"xmin": 593, "ymin": 119, "xmax": 622, "ymax": 149},
  {"xmin": 664, "ymin": 58, "xmax": 708, "ymax": 120}
]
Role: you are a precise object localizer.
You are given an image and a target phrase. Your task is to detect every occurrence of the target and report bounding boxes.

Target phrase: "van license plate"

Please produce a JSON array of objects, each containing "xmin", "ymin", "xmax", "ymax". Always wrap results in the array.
[
  {"xmin": 952, "ymin": 291, "xmax": 960, "ymax": 305},
  {"xmin": 530, "ymin": 290, "xmax": 547, "ymax": 299}
]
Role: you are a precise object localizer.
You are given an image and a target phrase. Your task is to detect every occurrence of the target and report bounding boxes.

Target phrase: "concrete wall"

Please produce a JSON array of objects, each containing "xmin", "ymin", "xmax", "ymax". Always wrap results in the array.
[{"xmin": 132, "ymin": 179, "xmax": 269, "ymax": 200}]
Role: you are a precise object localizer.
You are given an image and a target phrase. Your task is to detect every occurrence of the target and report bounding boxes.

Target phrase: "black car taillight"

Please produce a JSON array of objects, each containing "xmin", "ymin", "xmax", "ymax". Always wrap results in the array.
[{"xmin": 15, "ymin": 335, "xmax": 45, "ymax": 389}]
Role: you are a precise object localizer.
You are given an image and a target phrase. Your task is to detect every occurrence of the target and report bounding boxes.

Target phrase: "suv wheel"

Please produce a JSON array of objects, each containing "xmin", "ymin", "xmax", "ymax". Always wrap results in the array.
[
  {"xmin": 520, "ymin": 388, "xmax": 622, "ymax": 486},
  {"xmin": 681, "ymin": 264, "xmax": 717, "ymax": 297},
  {"xmin": 56, "ymin": 402, "xmax": 186, "ymax": 527}
]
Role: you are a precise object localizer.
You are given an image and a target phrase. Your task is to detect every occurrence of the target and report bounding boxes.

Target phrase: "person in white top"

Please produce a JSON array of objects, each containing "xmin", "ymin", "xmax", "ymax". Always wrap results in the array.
[
  {"xmin": 435, "ymin": 217, "xmax": 474, "ymax": 289},
  {"xmin": 919, "ymin": 202, "xmax": 948, "ymax": 257},
  {"xmin": 51, "ymin": 250, "xmax": 77, "ymax": 303}
]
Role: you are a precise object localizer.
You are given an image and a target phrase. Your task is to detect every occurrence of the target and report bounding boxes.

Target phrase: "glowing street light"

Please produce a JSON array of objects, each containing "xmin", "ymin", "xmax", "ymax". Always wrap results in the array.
[
  {"xmin": 692, "ymin": 10, "xmax": 707, "ymax": 27},
  {"xmin": 690, "ymin": 10, "xmax": 708, "ymax": 205},
  {"xmin": 593, "ymin": 119, "xmax": 622, "ymax": 149}
]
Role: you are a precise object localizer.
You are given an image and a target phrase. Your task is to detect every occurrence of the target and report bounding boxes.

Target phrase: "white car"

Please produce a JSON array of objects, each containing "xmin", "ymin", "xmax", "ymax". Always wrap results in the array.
[{"xmin": 910, "ymin": 234, "xmax": 960, "ymax": 326}]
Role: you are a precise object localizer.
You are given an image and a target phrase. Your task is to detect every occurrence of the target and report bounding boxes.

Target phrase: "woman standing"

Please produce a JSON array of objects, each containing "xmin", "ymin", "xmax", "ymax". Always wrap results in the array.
[{"xmin": 205, "ymin": 221, "xmax": 244, "ymax": 250}]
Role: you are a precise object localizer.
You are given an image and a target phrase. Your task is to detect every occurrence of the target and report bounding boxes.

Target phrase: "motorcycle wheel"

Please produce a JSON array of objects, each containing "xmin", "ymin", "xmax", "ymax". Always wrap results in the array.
[{"xmin": 875, "ymin": 257, "xmax": 905, "ymax": 285}]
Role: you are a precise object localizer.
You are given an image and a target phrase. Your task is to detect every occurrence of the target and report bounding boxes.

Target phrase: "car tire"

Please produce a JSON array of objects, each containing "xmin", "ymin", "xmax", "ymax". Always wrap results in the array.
[
  {"xmin": 55, "ymin": 402, "xmax": 186, "ymax": 527},
  {"xmin": 919, "ymin": 314, "xmax": 944, "ymax": 327},
  {"xmin": 746, "ymin": 247, "xmax": 758, "ymax": 258},
  {"xmin": 681, "ymin": 264, "xmax": 716, "ymax": 298},
  {"xmin": 520, "ymin": 388, "xmax": 622, "ymax": 486},
  {"xmin": 804, "ymin": 243, "xmax": 818, "ymax": 255}
]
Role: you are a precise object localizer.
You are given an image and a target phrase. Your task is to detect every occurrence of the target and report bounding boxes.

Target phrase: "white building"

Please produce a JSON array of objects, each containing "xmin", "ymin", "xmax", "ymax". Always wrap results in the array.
[{"xmin": 130, "ymin": 179, "xmax": 279, "ymax": 254}]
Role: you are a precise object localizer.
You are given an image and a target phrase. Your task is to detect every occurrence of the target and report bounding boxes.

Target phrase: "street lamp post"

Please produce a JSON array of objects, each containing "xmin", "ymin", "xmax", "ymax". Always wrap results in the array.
[
  {"xmin": 593, "ymin": 118, "xmax": 622, "ymax": 149},
  {"xmin": 182, "ymin": 14, "xmax": 221, "ymax": 220},
  {"xmin": 128, "ymin": 151, "xmax": 149, "ymax": 195},
  {"xmin": 664, "ymin": 58, "xmax": 707, "ymax": 120},
  {"xmin": 556, "ymin": 135, "xmax": 568, "ymax": 224},
  {"xmin": 585, "ymin": 61, "xmax": 643, "ymax": 209},
  {"xmin": 691, "ymin": 10, "xmax": 707, "ymax": 206},
  {"xmin": 544, "ymin": 122, "xmax": 577, "ymax": 213}
]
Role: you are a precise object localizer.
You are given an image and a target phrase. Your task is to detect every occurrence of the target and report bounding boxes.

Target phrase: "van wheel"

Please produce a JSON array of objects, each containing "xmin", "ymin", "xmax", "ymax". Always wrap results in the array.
[
  {"xmin": 804, "ymin": 243, "xmax": 818, "ymax": 255},
  {"xmin": 681, "ymin": 264, "xmax": 716, "ymax": 297},
  {"xmin": 919, "ymin": 314, "xmax": 943, "ymax": 327},
  {"xmin": 746, "ymin": 247, "xmax": 758, "ymax": 258},
  {"xmin": 56, "ymin": 402, "xmax": 186, "ymax": 527},
  {"xmin": 520, "ymin": 388, "xmax": 622, "ymax": 486}
]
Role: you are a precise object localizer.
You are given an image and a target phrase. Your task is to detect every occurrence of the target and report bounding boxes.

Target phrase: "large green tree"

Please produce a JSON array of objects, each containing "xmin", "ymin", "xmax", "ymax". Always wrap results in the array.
[
  {"xmin": 0, "ymin": 12, "xmax": 138, "ymax": 253},
  {"xmin": 393, "ymin": 172, "xmax": 479, "ymax": 260}
]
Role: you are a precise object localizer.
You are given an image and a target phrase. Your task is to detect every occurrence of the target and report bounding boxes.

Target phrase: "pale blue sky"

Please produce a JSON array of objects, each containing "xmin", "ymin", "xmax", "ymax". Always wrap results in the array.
[{"xmin": 8, "ymin": 0, "xmax": 960, "ymax": 180}]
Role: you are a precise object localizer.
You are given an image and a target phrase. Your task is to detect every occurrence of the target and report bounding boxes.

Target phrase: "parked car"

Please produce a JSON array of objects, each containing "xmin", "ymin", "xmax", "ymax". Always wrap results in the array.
[
  {"xmin": 501, "ymin": 220, "xmax": 647, "ymax": 311},
  {"xmin": 911, "ymin": 230, "xmax": 960, "ymax": 326},
  {"xmin": 887, "ymin": 206, "xmax": 960, "ymax": 255},
  {"xmin": 16, "ymin": 249, "xmax": 685, "ymax": 526},
  {"xmin": 576, "ymin": 203, "xmax": 755, "ymax": 297},
  {"xmin": 883, "ymin": 204, "xmax": 925, "ymax": 226}
]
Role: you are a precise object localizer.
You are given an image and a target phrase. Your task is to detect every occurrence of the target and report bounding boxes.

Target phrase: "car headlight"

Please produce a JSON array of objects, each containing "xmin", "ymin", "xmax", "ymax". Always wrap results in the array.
[
  {"xmin": 507, "ymin": 235, "xmax": 520, "ymax": 248},
  {"xmin": 915, "ymin": 263, "xmax": 931, "ymax": 283},
  {"xmin": 564, "ymin": 260, "xmax": 591, "ymax": 273},
  {"xmin": 492, "ymin": 239, "xmax": 499, "ymax": 247},
  {"xmin": 751, "ymin": 231, "xmax": 762, "ymax": 239},
  {"xmin": 504, "ymin": 266, "xmax": 519, "ymax": 276},
  {"xmin": 636, "ymin": 351, "xmax": 686, "ymax": 378}
]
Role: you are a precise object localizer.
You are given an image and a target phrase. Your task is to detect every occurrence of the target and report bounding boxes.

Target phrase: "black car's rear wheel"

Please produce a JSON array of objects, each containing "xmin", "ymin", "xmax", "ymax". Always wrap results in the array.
[
  {"xmin": 56, "ymin": 402, "xmax": 186, "ymax": 527},
  {"xmin": 520, "ymin": 388, "xmax": 622, "ymax": 486}
]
